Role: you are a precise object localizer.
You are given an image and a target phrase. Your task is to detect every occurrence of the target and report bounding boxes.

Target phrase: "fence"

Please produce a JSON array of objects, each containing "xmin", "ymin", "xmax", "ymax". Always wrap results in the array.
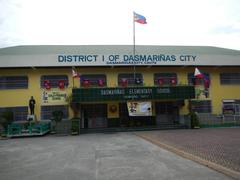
[{"xmin": 197, "ymin": 114, "xmax": 240, "ymax": 128}]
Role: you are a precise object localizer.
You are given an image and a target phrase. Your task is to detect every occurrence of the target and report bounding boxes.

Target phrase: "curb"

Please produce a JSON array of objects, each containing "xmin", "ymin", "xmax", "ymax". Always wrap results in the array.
[{"xmin": 136, "ymin": 133, "xmax": 240, "ymax": 180}]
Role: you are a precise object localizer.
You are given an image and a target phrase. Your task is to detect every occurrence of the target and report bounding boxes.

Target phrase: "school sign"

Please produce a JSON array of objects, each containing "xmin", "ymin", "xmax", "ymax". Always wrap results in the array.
[
  {"xmin": 1, "ymin": 45, "xmax": 240, "ymax": 67},
  {"xmin": 72, "ymin": 86, "xmax": 195, "ymax": 102}
]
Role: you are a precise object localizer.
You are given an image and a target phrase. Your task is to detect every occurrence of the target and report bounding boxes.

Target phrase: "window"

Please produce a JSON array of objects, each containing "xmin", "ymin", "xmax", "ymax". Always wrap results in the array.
[
  {"xmin": 41, "ymin": 105, "xmax": 68, "ymax": 120},
  {"xmin": 0, "ymin": 76, "xmax": 28, "ymax": 89},
  {"xmin": 118, "ymin": 73, "xmax": 143, "ymax": 86},
  {"xmin": 154, "ymin": 73, "xmax": 177, "ymax": 86},
  {"xmin": 189, "ymin": 100, "xmax": 212, "ymax": 113},
  {"xmin": 222, "ymin": 99, "xmax": 240, "ymax": 115},
  {"xmin": 80, "ymin": 74, "xmax": 106, "ymax": 87},
  {"xmin": 188, "ymin": 73, "xmax": 210, "ymax": 85},
  {"xmin": 0, "ymin": 106, "xmax": 28, "ymax": 121},
  {"xmin": 220, "ymin": 73, "xmax": 240, "ymax": 84},
  {"xmin": 40, "ymin": 75, "xmax": 69, "ymax": 88}
]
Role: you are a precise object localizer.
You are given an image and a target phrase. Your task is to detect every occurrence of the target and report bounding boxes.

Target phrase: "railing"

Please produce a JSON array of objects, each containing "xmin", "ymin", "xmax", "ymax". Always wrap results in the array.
[{"xmin": 7, "ymin": 121, "xmax": 51, "ymax": 137}]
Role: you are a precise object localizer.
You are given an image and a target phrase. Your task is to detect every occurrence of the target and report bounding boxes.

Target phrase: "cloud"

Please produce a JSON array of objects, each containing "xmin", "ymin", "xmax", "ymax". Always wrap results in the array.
[
  {"xmin": 0, "ymin": 0, "xmax": 240, "ymax": 50},
  {"xmin": 212, "ymin": 24, "xmax": 240, "ymax": 35}
]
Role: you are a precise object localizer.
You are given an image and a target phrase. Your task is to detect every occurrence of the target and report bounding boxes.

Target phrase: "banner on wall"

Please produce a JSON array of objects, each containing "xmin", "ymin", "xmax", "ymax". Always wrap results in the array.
[
  {"xmin": 42, "ymin": 90, "xmax": 68, "ymax": 105},
  {"xmin": 127, "ymin": 101, "xmax": 152, "ymax": 116}
]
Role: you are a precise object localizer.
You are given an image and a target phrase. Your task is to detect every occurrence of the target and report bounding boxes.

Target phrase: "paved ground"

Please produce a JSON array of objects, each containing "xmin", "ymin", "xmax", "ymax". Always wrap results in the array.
[
  {"xmin": 0, "ymin": 133, "xmax": 232, "ymax": 180},
  {"xmin": 136, "ymin": 128, "xmax": 240, "ymax": 179}
]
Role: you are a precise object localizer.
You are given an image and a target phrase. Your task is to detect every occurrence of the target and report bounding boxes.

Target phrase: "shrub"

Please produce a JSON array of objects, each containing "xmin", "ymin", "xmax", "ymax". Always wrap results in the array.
[
  {"xmin": 51, "ymin": 110, "xmax": 63, "ymax": 132},
  {"xmin": 0, "ymin": 110, "xmax": 14, "ymax": 132},
  {"xmin": 52, "ymin": 110, "xmax": 64, "ymax": 123},
  {"xmin": 71, "ymin": 119, "xmax": 79, "ymax": 134},
  {"xmin": 189, "ymin": 111, "xmax": 200, "ymax": 128}
]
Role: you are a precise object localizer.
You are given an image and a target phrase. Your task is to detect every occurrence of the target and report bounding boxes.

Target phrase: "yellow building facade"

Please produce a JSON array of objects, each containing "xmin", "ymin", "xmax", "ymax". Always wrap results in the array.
[{"xmin": 0, "ymin": 45, "xmax": 240, "ymax": 130}]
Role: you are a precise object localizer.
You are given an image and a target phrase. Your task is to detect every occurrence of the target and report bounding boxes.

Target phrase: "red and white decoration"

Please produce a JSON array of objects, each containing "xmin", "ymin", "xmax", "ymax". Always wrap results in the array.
[
  {"xmin": 83, "ymin": 79, "xmax": 90, "ymax": 87},
  {"xmin": 58, "ymin": 80, "xmax": 65, "ymax": 89},
  {"xmin": 98, "ymin": 79, "xmax": 104, "ymax": 87},
  {"xmin": 170, "ymin": 77, "xmax": 177, "ymax": 85},
  {"xmin": 44, "ymin": 80, "xmax": 51, "ymax": 90},
  {"xmin": 72, "ymin": 69, "xmax": 80, "ymax": 78},
  {"xmin": 121, "ymin": 78, "xmax": 128, "ymax": 87},
  {"xmin": 157, "ymin": 78, "xmax": 164, "ymax": 86},
  {"xmin": 194, "ymin": 68, "xmax": 204, "ymax": 78}
]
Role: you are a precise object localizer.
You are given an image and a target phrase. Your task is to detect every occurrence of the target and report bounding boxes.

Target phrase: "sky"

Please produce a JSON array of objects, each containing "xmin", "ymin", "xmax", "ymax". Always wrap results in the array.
[{"xmin": 0, "ymin": 0, "xmax": 240, "ymax": 50}]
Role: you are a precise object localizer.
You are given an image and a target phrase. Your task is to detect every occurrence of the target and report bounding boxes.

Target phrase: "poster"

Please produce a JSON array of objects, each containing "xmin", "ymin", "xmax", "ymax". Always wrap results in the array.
[
  {"xmin": 127, "ymin": 101, "xmax": 152, "ymax": 116},
  {"xmin": 42, "ymin": 90, "xmax": 68, "ymax": 105}
]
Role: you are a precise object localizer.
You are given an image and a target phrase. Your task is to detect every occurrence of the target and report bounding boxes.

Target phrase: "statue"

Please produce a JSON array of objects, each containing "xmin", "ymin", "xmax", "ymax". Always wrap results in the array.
[{"xmin": 29, "ymin": 96, "xmax": 36, "ymax": 115}]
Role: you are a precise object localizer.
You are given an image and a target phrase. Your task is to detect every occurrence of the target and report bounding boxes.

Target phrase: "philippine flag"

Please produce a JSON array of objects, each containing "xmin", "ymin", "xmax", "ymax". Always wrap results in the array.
[
  {"xmin": 72, "ymin": 69, "xmax": 80, "ymax": 78},
  {"xmin": 134, "ymin": 12, "xmax": 147, "ymax": 24},
  {"xmin": 194, "ymin": 68, "xmax": 204, "ymax": 78}
]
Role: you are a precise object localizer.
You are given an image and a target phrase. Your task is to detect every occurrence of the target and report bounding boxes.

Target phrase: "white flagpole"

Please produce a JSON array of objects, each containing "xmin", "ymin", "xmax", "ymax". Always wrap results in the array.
[
  {"xmin": 133, "ymin": 12, "xmax": 136, "ymax": 83},
  {"xmin": 72, "ymin": 68, "xmax": 75, "ymax": 88},
  {"xmin": 133, "ymin": 12, "xmax": 136, "ymax": 56}
]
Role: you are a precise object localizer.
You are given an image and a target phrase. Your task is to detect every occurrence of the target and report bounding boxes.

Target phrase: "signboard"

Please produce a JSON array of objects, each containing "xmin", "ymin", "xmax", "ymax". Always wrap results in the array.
[
  {"xmin": 42, "ymin": 90, "xmax": 68, "ymax": 105},
  {"xmin": 72, "ymin": 86, "xmax": 195, "ymax": 102},
  {"xmin": 1, "ymin": 45, "xmax": 240, "ymax": 67},
  {"xmin": 127, "ymin": 101, "xmax": 152, "ymax": 116}
]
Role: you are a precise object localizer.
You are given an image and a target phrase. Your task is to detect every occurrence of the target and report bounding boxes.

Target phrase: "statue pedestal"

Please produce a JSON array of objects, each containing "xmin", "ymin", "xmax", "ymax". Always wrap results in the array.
[{"xmin": 27, "ymin": 115, "xmax": 37, "ymax": 122}]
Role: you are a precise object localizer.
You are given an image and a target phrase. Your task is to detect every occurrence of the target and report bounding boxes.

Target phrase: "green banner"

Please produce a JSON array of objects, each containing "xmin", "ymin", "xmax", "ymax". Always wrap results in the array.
[{"xmin": 72, "ymin": 86, "xmax": 195, "ymax": 102}]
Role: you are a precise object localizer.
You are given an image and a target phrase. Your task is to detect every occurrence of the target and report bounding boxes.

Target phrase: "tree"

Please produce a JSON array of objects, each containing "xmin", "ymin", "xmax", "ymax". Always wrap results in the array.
[
  {"xmin": 189, "ymin": 111, "xmax": 200, "ymax": 129},
  {"xmin": 0, "ymin": 110, "xmax": 14, "ymax": 133},
  {"xmin": 67, "ymin": 94, "xmax": 81, "ymax": 118}
]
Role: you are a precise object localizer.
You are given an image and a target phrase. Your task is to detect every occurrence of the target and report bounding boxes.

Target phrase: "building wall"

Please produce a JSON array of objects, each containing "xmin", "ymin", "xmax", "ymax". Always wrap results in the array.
[{"xmin": 0, "ymin": 66, "xmax": 240, "ymax": 121}]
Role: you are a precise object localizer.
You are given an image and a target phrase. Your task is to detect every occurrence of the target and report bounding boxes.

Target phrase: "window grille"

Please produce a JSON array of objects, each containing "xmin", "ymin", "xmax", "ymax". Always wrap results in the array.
[
  {"xmin": 40, "ymin": 75, "xmax": 68, "ymax": 88},
  {"xmin": 220, "ymin": 73, "xmax": 240, "ymax": 84},
  {"xmin": 0, "ymin": 76, "xmax": 28, "ymax": 89},
  {"xmin": 0, "ymin": 106, "xmax": 28, "ymax": 121},
  {"xmin": 118, "ymin": 73, "xmax": 143, "ymax": 86},
  {"xmin": 41, "ymin": 105, "xmax": 68, "ymax": 120},
  {"xmin": 80, "ymin": 74, "xmax": 106, "ymax": 87},
  {"xmin": 189, "ymin": 100, "xmax": 212, "ymax": 113},
  {"xmin": 154, "ymin": 73, "xmax": 177, "ymax": 85},
  {"xmin": 222, "ymin": 99, "xmax": 240, "ymax": 115}
]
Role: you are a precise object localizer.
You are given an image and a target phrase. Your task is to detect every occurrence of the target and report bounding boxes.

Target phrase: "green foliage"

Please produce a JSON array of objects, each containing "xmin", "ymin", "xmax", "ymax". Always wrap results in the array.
[
  {"xmin": 68, "ymin": 94, "xmax": 81, "ymax": 118},
  {"xmin": 52, "ymin": 110, "xmax": 63, "ymax": 123},
  {"xmin": 71, "ymin": 119, "xmax": 79, "ymax": 134},
  {"xmin": 189, "ymin": 111, "xmax": 200, "ymax": 128},
  {"xmin": 0, "ymin": 110, "xmax": 14, "ymax": 131}
]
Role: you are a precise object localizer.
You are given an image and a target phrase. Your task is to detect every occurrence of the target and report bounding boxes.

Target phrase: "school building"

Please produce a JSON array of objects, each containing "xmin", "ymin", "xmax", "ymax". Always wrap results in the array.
[{"xmin": 0, "ymin": 45, "xmax": 240, "ymax": 130}]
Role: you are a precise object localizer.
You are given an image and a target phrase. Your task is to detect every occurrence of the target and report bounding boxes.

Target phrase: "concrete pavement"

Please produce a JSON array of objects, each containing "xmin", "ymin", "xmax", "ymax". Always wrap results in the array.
[
  {"xmin": 136, "ymin": 128, "xmax": 240, "ymax": 179},
  {"xmin": 0, "ymin": 133, "xmax": 232, "ymax": 180}
]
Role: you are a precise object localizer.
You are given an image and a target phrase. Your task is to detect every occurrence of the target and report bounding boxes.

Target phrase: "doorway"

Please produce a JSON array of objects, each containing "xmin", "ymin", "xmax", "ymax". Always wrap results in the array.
[
  {"xmin": 81, "ymin": 104, "xmax": 107, "ymax": 129},
  {"xmin": 155, "ymin": 102, "xmax": 179, "ymax": 125}
]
